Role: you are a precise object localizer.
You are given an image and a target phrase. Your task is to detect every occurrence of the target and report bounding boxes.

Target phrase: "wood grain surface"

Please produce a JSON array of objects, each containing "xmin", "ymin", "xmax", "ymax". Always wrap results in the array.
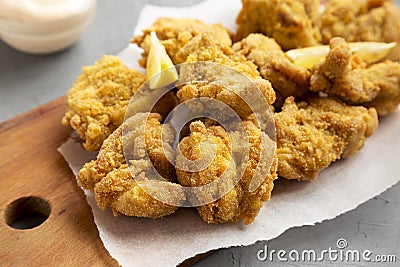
[
  {"xmin": 0, "ymin": 98, "xmax": 118, "ymax": 267},
  {"xmin": 0, "ymin": 98, "xmax": 209, "ymax": 267}
]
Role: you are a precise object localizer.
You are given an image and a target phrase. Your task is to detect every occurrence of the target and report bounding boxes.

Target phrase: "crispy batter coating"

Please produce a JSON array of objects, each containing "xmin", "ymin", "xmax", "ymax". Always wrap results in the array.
[
  {"xmin": 235, "ymin": 0, "xmax": 321, "ymax": 50},
  {"xmin": 176, "ymin": 120, "xmax": 277, "ymax": 224},
  {"xmin": 78, "ymin": 113, "xmax": 184, "ymax": 218},
  {"xmin": 320, "ymin": 0, "xmax": 400, "ymax": 60},
  {"xmin": 233, "ymin": 33, "xmax": 311, "ymax": 108},
  {"xmin": 275, "ymin": 97, "xmax": 378, "ymax": 180},
  {"xmin": 176, "ymin": 33, "xmax": 276, "ymax": 118},
  {"xmin": 175, "ymin": 33, "xmax": 256, "ymax": 77},
  {"xmin": 310, "ymin": 37, "xmax": 400, "ymax": 116},
  {"xmin": 62, "ymin": 55, "xmax": 146, "ymax": 151},
  {"xmin": 95, "ymin": 166, "xmax": 182, "ymax": 218},
  {"xmin": 132, "ymin": 17, "xmax": 232, "ymax": 67},
  {"xmin": 320, "ymin": 0, "xmax": 400, "ymax": 43}
]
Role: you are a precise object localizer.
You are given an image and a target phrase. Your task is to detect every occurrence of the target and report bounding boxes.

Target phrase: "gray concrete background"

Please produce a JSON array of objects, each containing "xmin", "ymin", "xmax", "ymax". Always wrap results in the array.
[{"xmin": 1, "ymin": 1, "xmax": 399, "ymax": 266}]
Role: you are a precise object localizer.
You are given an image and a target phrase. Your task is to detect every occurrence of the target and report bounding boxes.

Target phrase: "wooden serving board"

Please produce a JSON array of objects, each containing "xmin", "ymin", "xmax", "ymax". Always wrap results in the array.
[
  {"xmin": 0, "ymin": 98, "xmax": 208, "ymax": 267},
  {"xmin": 0, "ymin": 98, "xmax": 118, "ymax": 266}
]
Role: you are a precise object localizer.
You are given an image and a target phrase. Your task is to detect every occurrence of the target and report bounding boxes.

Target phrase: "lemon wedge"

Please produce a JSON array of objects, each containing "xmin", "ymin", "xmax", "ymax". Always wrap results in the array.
[
  {"xmin": 146, "ymin": 31, "xmax": 178, "ymax": 89},
  {"xmin": 286, "ymin": 42, "xmax": 397, "ymax": 69}
]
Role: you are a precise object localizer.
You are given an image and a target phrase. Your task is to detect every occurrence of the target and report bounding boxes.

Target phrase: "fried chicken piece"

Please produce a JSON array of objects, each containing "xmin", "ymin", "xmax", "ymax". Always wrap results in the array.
[
  {"xmin": 310, "ymin": 37, "xmax": 400, "ymax": 116},
  {"xmin": 275, "ymin": 97, "xmax": 378, "ymax": 180},
  {"xmin": 320, "ymin": 0, "xmax": 400, "ymax": 60},
  {"xmin": 320, "ymin": 0, "xmax": 400, "ymax": 44},
  {"xmin": 132, "ymin": 17, "xmax": 232, "ymax": 67},
  {"xmin": 233, "ymin": 33, "xmax": 311, "ymax": 108},
  {"xmin": 176, "ymin": 120, "xmax": 277, "ymax": 225},
  {"xmin": 235, "ymin": 0, "xmax": 321, "ymax": 50},
  {"xmin": 94, "ymin": 166, "xmax": 182, "ymax": 218},
  {"xmin": 62, "ymin": 55, "xmax": 179, "ymax": 151},
  {"xmin": 78, "ymin": 113, "xmax": 184, "ymax": 218},
  {"xmin": 61, "ymin": 55, "xmax": 147, "ymax": 151},
  {"xmin": 176, "ymin": 33, "xmax": 276, "ymax": 119}
]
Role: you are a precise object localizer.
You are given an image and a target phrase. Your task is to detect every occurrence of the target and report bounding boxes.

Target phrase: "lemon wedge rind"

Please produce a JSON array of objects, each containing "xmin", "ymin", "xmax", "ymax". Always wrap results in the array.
[{"xmin": 286, "ymin": 42, "xmax": 397, "ymax": 69}]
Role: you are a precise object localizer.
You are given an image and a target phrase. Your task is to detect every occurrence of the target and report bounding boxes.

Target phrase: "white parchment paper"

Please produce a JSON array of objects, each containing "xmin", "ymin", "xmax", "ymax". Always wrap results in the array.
[{"xmin": 58, "ymin": 0, "xmax": 400, "ymax": 266}]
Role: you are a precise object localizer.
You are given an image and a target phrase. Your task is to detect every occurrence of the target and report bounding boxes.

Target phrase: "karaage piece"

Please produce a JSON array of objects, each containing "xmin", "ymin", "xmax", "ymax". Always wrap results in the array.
[
  {"xmin": 62, "ymin": 55, "xmax": 146, "ymax": 151},
  {"xmin": 235, "ymin": 0, "xmax": 321, "ymax": 50},
  {"xmin": 132, "ymin": 17, "xmax": 232, "ymax": 67},
  {"xmin": 319, "ymin": 0, "xmax": 400, "ymax": 60},
  {"xmin": 310, "ymin": 37, "xmax": 400, "ymax": 116},
  {"xmin": 176, "ymin": 33, "xmax": 276, "ymax": 119},
  {"xmin": 275, "ymin": 97, "xmax": 378, "ymax": 180},
  {"xmin": 233, "ymin": 33, "xmax": 311, "ymax": 107},
  {"xmin": 320, "ymin": 0, "xmax": 400, "ymax": 45},
  {"xmin": 176, "ymin": 120, "xmax": 277, "ymax": 225},
  {"xmin": 78, "ymin": 113, "xmax": 184, "ymax": 218}
]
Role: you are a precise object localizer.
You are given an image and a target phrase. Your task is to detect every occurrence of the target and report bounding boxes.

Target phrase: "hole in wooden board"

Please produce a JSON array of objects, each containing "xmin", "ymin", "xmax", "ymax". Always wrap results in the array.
[{"xmin": 4, "ymin": 196, "xmax": 51, "ymax": 230}]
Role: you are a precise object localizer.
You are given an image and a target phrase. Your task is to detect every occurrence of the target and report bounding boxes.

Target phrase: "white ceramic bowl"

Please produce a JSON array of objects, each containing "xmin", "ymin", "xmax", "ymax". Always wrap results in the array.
[{"xmin": 0, "ymin": 0, "xmax": 96, "ymax": 54}]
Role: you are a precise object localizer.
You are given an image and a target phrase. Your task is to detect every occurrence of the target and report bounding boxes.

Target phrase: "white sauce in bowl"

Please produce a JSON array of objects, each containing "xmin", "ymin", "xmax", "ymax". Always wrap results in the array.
[{"xmin": 0, "ymin": 0, "xmax": 94, "ymax": 22}]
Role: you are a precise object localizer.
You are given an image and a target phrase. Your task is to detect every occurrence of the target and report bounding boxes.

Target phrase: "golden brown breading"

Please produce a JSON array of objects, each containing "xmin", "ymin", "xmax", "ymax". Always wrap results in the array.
[
  {"xmin": 176, "ymin": 33, "xmax": 276, "ymax": 119},
  {"xmin": 95, "ymin": 166, "xmax": 182, "ymax": 218},
  {"xmin": 235, "ymin": 0, "xmax": 321, "ymax": 50},
  {"xmin": 132, "ymin": 17, "xmax": 232, "ymax": 67},
  {"xmin": 320, "ymin": 0, "xmax": 400, "ymax": 43},
  {"xmin": 175, "ymin": 33, "xmax": 255, "ymax": 77},
  {"xmin": 233, "ymin": 33, "xmax": 311, "ymax": 108},
  {"xmin": 62, "ymin": 55, "xmax": 146, "ymax": 151},
  {"xmin": 319, "ymin": 0, "xmax": 400, "ymax": 60},
  {"xmin": 275, "ymin": 97, "xmax": 378, "ymax": 180},
  {"xmin": 78, "ymin": 113, "xmax": 184, "ymax": 218},
  {"xmin": 176, "ymin": 120, "xmax": 277, "ymax": 225},
  {"xmin": 310, "ymin": 37, "xmax": 400, "ymax": 116}
]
